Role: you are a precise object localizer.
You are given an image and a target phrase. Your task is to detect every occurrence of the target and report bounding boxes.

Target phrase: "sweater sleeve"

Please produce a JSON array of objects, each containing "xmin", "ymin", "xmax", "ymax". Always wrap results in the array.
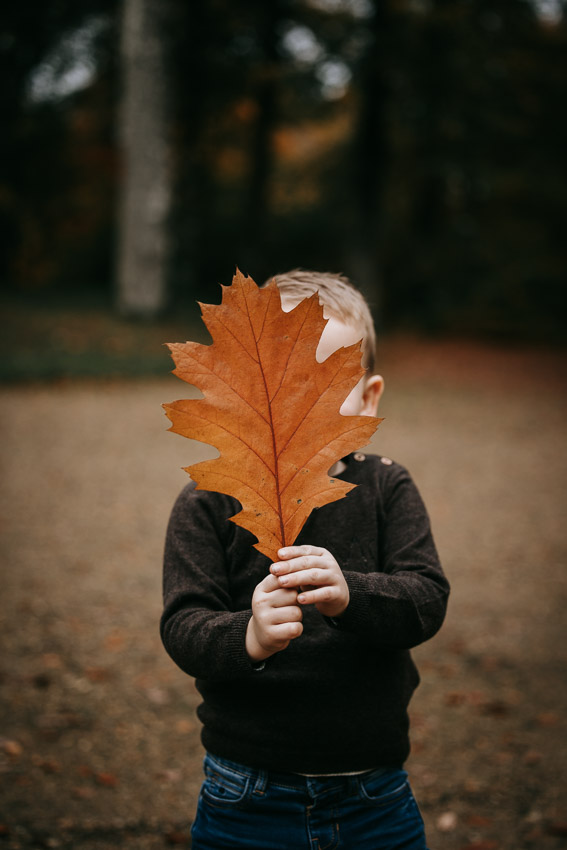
[
  {"xmin": 160, "ymin": 484, "xmax": 259, "ymax": 681},
  {"xmin": 337, "ymin": 463, "xmax": 449, "ymax": 649}
]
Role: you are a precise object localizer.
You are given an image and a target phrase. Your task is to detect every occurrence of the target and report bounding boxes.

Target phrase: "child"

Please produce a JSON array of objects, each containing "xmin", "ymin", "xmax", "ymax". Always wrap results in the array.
[{"xmin": 161, "ymin": 269, "xmax": 450, "ymax": 849}]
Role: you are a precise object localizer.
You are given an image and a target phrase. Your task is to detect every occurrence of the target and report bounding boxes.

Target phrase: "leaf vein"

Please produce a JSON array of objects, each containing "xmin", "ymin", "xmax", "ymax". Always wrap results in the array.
[
  {"xmin": 178, "ymin": 353, "xmax": 270, "ymax": 428},
  {"xmin": 243, "ymin": 284, "xmax": 286, "ymax": 548},
  {"xmin": 276, "ymin": 354, "xmax": 347, "ymax": 462},
  {"xmin": 211, "ymin": 314, "xmax": 260, "ymax": 366},
  {"xmin": 269, "ymin": 301, "xmax": 314, "ymax": 403},
  {"xmin": 280, "ymin": 419, "xmax": 370, "ymax": 499}
]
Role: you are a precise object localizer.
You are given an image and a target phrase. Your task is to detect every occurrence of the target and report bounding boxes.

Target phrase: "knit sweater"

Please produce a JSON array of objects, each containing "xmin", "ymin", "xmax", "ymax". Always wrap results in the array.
[{"xmin": 161, "ymin": 452, "xmax": 449, "ymax": 774}]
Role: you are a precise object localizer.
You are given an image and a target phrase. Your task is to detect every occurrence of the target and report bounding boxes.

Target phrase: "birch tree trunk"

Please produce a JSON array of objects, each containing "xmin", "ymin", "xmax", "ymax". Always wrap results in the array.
[{"xmin": 115, "ymin": 0, "xmax": 170, "ymax": 316}]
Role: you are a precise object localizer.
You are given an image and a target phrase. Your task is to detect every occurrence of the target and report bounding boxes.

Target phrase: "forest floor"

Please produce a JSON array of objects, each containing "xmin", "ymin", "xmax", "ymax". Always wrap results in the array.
[{"xmin": 1, "ymin": 331, "xmax": 566, "ymax": 849}]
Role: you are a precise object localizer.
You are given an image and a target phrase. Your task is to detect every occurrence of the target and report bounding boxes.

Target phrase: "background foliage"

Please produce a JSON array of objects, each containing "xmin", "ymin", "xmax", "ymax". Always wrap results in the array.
[{"xmin": 1, "ymin": 0, "xmax": 566, "ymax": 340}]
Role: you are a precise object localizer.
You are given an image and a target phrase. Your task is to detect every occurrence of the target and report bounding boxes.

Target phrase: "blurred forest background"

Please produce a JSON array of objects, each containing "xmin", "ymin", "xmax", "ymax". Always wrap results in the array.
[
  {"xmin": 1, "ymin": 0, "xmax": 566, "ymax": 380},
  {"xmin": 2, "ymin": 4, "xmax": 567, "ymax": 847}
]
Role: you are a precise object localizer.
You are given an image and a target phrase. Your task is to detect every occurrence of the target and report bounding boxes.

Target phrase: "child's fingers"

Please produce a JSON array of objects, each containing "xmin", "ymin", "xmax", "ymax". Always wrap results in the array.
[
  {"xmin": 268, "ymin": 546, "xmax": 348, "ymax": 618},
  {"xmin": 270, "ymin": 621, "xmax": 304, "ymax": 642},
  {"xmin": 271, "ymin": 588, "xmax": 301, "ymax": 606},
  {"xmin": 277, "ymin": 545, "xmax": 326, "ymax": 560},
  {"xmin": 271, "ymin": 554, "xmax": 329, "ymax": 576},
  {"xmin": 248, "ymin": 579, "xmax": 304, "ymax": 659},
  {"xmin": 276, "ymin": 566, "xmax": 334, "ymax": 588},
  {"xmin": 270, "ymin": 605, "xmax": 303, "ymax": 626},
  {"xmin": 253, "ymin": 579, "xmax": 299, "ymax": 621},
  {"xmin": 257, "ymin": 573, "xmax": 284, "ymax": 593},
  {"xmin": 256, "ymin": 580, "xmax": 299, "ymax": 607},
  {"xmin": 258, "ymin": 575, "xmax": 301, "ymax": 602},
  {"xmin": 254, "ymin": 601, "xmax": 301, "ymax": 631},
  {"xmin": 296, "ymin": 587, "xmax": 338, "ymax": 606}
]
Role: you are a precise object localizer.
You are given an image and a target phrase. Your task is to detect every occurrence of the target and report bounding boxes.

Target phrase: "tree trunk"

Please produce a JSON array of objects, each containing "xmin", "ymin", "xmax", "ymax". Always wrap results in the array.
[
  {"xmin": 346, "ymin": 1, "xmax": 391, "ymax": 328},
  {"xmin": 242, "ymin": 0, "xmax": 282, "ymax": 278},
  {"xmin": 115, "ymin": 0, "xmax": 170, "ymax": 317}
]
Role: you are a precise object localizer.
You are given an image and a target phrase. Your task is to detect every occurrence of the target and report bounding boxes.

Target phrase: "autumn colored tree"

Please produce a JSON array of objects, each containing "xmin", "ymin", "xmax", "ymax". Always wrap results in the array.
[{"xmin": 1, "ymin": 0, "xmax": 566, "ymax": 339}]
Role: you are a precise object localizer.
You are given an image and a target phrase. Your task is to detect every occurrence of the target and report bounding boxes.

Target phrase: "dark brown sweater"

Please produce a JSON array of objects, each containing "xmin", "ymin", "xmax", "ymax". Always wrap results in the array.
[{"xmin": 161, "ymin": 453, "xmax": 449, "ymax": 774}]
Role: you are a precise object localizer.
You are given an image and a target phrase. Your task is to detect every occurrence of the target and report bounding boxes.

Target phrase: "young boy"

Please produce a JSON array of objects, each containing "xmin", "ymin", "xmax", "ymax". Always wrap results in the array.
[{"xmin": 161, "ymin": 269, "xmax": 449, "ymax": 849}]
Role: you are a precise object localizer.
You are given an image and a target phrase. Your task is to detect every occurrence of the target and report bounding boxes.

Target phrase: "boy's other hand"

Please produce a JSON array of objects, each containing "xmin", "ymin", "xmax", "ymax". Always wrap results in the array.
[
  {"xmin": 246, "ymin": 574, "xmax": 303, "ymax": 662},
  {"xmin": 271, "ymin": 546, "xmax": 350, "ymax": 619}
]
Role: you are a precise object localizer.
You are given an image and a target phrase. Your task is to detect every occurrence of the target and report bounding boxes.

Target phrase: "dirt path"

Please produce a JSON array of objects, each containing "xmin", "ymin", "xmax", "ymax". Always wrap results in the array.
[{"xmin": 1, "ymin": 337, "xmax": 566, "ymax": 849}]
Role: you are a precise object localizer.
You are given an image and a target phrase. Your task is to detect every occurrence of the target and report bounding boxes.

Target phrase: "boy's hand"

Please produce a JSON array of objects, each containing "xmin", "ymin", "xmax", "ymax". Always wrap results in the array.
[
  {"xmin": 246, "ymin": 574, "xmax": 303, "ymax": 662},
  {"xmin": 270, "ymin": 545, "xmax": 350, "ymax": 619}
]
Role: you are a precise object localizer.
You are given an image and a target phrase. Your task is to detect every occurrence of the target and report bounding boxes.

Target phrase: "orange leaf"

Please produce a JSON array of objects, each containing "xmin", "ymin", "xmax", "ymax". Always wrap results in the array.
[
  {"xmin": 164, "ymin": 270, "xmax": 381, "ymax": 562},
  {"xmin": 95, "ymin": 771, "xmax": 119, "ymax": 787}
]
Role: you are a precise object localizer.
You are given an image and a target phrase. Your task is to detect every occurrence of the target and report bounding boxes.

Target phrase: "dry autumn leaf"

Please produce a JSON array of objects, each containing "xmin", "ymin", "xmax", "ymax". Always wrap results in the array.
[{"xmin": 164, "ymin": 269, "xmax": 381, "ymax": 561}]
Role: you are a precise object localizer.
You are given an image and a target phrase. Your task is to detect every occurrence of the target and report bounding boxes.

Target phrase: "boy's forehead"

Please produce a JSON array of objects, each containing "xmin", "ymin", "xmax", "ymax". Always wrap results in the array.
[
  {"xmin": 278, "ymin": 294, "xmax": 363, "ymax": 362},
  {"xmin": 316, "ymin": 316, "xmax": 363, "ymax": 363}
]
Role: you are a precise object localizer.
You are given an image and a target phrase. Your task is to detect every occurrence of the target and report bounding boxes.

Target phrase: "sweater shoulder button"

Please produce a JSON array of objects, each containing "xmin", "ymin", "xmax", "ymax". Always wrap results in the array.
[{"xmin": 353, "ymin": 452, "xmax": 366, "ymax": 462}]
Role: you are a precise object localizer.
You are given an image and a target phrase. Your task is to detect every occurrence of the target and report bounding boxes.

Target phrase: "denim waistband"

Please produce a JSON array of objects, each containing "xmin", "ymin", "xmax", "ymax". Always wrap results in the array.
[{"xmin": 204, "ymin": 751, "xmax": 392, "ymax": 797}]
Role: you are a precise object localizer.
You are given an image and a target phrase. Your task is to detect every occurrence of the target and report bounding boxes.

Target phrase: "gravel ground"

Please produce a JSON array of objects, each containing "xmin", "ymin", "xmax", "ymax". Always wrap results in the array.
[{"xmin": 1, "ymin": 336, "xmax": 566, "ymax": 849}]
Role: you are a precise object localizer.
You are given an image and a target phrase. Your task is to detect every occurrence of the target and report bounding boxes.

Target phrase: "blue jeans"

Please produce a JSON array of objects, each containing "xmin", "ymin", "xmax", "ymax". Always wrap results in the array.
[{"xmin": 191, "ymin": 753, "xmax": 429, "ymax": 850}]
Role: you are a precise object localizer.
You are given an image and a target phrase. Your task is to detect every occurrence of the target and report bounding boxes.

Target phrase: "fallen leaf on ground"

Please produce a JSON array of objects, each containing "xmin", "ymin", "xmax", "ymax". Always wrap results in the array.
[
  {"xmin": 1, "ymin": 739, "xmax": 22, "ymax": 757},
  {"xmin": 84, "ymin": 666, "xmax": 111, "ymax": 683},
  {"xmin": 77, "ymin": 765, "xmax": 93, "ymax": 777},
  {"xmin": 104, "ymin": 630, "xmax": 126, "ymax": 652},
  {"xmin": 535, "ymin": 711, "xmax": 560, "ymax": 726},
  {"xmin": 164, "ymin": 270, "xmax": 381, "ymax": 561},
  {"xmin": 32, "ymin": 756, "xmax": 61, "ymax": 773},
  {"xmin": 164, "ymin": 830, "xmax": 190, "ymax": 845},
  {"xmin": 95, "ymin": 771, "xmax": 118, "ymax": 787},
  {"xmin": 72, "ymin": 786, "xmax": 96, "ymax": 800},
  {"xmin": 465, "ymin": 815, "xmax": 493, "ymax": 827},
  {"xmin": 445, "ymin": 691, "xmax": 468, "ymax": 706}
]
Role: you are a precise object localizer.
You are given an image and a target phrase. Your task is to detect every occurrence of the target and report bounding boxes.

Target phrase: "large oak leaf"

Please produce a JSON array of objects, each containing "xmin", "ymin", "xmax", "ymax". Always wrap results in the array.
[{"xmin": 164, "ymin": 270, "xmax": 381, "ymax": 562}]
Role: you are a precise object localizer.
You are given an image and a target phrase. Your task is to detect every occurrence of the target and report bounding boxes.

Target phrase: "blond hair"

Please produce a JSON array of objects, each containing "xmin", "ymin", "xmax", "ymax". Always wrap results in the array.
[{"xmin": 267, "ymin": 269, "xmax": 376, "ymax": 373}]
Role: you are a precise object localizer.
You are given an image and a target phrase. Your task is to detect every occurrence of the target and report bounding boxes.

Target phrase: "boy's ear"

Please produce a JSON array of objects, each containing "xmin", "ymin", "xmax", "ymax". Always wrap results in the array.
[{"xmin": 360, "ymin": 374, "xmax": 384, "ymax": 416}]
